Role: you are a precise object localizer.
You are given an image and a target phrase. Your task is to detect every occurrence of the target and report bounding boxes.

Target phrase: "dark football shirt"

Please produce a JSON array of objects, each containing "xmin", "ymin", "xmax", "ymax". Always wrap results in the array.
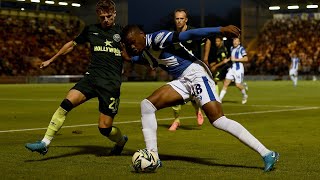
[
  {"xmin": 167, "ymin": 25, "xmax": 203, "ymax": 60},
  {"xmin": 74, "ymin": 24, "xmax": 123, "ymax": 84}
]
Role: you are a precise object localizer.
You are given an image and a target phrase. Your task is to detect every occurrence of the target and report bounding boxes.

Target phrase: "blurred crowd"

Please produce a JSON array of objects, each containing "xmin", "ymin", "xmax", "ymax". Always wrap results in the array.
[
  {"xmin": 1, "ymin": 15, "xmax": 320, "ymax": 79},
  {"xmin": 0, "ymin": 15, "xmax": 89, "ymax": 76},
  {"xmin": 247, "ymin": 17, "xmax": 320, "ymax": 76},
  {"xmin": 0, "ymin": 15, "xmax": 170, "ymax": 81}
]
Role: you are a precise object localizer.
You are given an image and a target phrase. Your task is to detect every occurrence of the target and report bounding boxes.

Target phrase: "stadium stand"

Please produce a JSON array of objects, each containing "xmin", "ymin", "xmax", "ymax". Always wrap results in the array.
[
  {"xmin": 247, "ymin": 16, "xmax": 320, "ymax": 76},
  {"xmin": 0, "ymin": 12, "xmax": 88, "ymax": 76},
  {"xmin": 0, "ymin": 0, "xmax": 319, "ymax": 82}
]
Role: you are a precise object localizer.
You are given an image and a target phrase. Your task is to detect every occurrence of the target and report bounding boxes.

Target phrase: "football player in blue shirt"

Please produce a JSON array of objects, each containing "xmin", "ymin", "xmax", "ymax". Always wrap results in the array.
[
  {"xmin": 121, "ymin": 24, "xmax": 279, "ymax": 172},
  {"xmin": 289, "ymin": 52, "xmax": 300, "ymax": 86},
  {"xmin": 219, "ymin": 37, "xmax": 249, "ymax": 104}
]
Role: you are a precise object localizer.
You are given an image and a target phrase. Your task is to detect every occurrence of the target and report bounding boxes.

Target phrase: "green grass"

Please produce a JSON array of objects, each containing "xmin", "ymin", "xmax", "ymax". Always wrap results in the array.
[{"xmin": 0, "ymin": 81, "xmax": 319, "ymax": 179}]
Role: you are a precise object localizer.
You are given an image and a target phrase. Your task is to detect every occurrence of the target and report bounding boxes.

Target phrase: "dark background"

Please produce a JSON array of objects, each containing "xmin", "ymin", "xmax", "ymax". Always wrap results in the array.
[{"xmin": 128, "ymin": 0, "xmax": 241, "ymax": 32}]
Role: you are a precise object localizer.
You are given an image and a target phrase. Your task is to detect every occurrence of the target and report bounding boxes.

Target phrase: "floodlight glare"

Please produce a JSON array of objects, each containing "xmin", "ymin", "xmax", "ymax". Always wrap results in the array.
[
  {"xmin": 223, "ymin": 37, "xmax": 227, "ymax": 41},
  {"xmin": 269, "ymin": 6, "xmax": 280, "ymax": 10},
  {"xmin": 71, "ymin": 3, "xmax": 81, "ymax": 7},
  {"xmin": 58, "ymin": 2, "xmax": 68, "ymax": 6},
  {"xmin": 16, "ymin": 0, "xmax": 26, "ymax": 2},
  {"xmin": 306, "ymin": 5, "xmax": 318, "ymax": 9},
  {"xmin": 45, "ymin": 1, "xmax": 55, "ymax": 4},
  {"xmin": 21, "ymin": 8, "xmax": 25, "ymax": 11},
  {"xmin": 287, "ymin": 5, "xmax": 299, "ymax": 10},
  {"xmin": 30, "ymin": 0, "xmax": 40, "ymax": 2}
]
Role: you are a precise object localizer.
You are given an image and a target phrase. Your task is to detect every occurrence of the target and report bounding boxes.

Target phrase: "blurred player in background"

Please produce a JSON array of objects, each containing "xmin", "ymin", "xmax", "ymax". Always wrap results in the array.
[
  {"xmin": 219, "ymin": 37, "xmax": 249, "ymax": 104},
  {"xmin": 203, "ymin": 35, "xmax": 230, "ymax": 94},
  {"xmin": 289, "ymin": 52, "xmax": 300, "ymax": 87},
  {"xmin": 167, "ymin": 8, "xmax": 205, "ymax": 131},
  {"xmin": 121, "ymin": 24, "xmax": 279, "ymax": 172},
  {"xmin": 25, "ymin": 0, "xmax": 128, "ymax": 156}
]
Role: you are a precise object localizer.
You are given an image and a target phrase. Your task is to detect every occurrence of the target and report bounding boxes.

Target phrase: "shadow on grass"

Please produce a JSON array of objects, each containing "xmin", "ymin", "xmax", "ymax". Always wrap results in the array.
[
  {"xmin": 24, "ymin": 145, "xmax": 123, "ymax": 162},
  {"xmin": 160, "ymin": 154, "xmax": 263, "ymax": 170},
  {"xmin": 221, "ymin": 100, "xmax": 239, "ymax": 104},
  {"xmin": 24, "ymin": 145, "xmax": 262, "ymax": 170}
]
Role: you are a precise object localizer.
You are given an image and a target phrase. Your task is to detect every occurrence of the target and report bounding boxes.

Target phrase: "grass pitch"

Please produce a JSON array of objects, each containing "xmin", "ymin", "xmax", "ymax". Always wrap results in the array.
[{"xmin": 0, "ymin": 81, "xmax": 319, "ymax": 179}]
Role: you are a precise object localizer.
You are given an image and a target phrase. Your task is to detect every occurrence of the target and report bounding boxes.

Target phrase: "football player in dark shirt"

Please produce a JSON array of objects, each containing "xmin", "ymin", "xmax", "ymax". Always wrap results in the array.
[
  {"xmin": 167, "ymin": 9, "xmax": 205, "ymax": 131},
  {"xmin": 203, "ymin": 36, "xmax": 231, "ymax": 94},
  {"xmin": 25, "ymin": 0, "xmax": 127, "ymax": 156}
]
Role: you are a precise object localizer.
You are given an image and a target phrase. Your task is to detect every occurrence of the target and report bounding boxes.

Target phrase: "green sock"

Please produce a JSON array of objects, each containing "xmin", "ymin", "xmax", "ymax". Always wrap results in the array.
[
  {"xmin": 172, "ymin": 105, "xmax": 181, "ymax": 119},
  {"xmin": 44, "ymin": 107, "xmax": 68, "ymax": 141},
  {"xmin": 191, "ymin": 101, "xmax": 199, "ymax": 112},
  {"xmin": 173, "ymin": 118, "xmax": 180, "ymax": 124},
  {"xmin": 215, "ymin": 84, "xmax": 220, "ymax": 96},
  {"xmin": 108, "ymin": 126, "xmax": 125, "ymax": 146}
]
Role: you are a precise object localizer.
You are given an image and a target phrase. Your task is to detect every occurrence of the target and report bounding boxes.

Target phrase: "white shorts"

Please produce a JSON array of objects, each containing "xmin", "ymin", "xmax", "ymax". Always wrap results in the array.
[
  {"xmin": 289, "ymin": 69, "xmax": 298, "ymax": 76},
  {"xmin": 167, "ymin": 62, "xmax": 221, "ymax": 107},
  {"xmin": 225, "ymin": 68, "xmax": 244, "ymax": 84}
]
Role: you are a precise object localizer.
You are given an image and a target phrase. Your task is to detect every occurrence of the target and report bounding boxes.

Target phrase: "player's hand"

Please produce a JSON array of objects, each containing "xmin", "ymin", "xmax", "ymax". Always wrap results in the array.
[
  {"xmin": 120, "ymin": 42, "xmax": 132, "ymax": 61},
  {"xmin": 210, "ymin": 66, "xmax": 217, "ymax": 72},
  {"xmin": 223, "ymin": 58, "xmax": 231, "ymax": 63},
  {"xmin": 209, "ymin": 63, "xmax": 217, "ymax": 72},
  {"xmin": 220, "ymin": 25, "xmax": 240, "ymax": 38},
  {"xmin": 40, "ymin": 60, "xmax": 52, "ymax": 69}
]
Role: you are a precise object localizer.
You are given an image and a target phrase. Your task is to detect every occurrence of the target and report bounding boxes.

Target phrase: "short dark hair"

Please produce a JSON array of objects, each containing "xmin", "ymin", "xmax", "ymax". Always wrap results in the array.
[
  {"xmin": 96, "ymin": 0, "xmax": 116, "ymax": 14},
  {"xmin": 216, "ymin": 36, "xmax": 223, "ymax": 41},
  {"xmin": 121, "ymin": 24, "xmax": 144, "ymax": 56},
  {"xmin": 173, "ymin": 8, "xmax": 189, "ymax": 18},
  {"xmin": 233, "ymin": 37, "xmax": 240, "ymax": 41},
  {"xmin": 121, "ymin": 24, "xmax": 144, "ymax": 42}
]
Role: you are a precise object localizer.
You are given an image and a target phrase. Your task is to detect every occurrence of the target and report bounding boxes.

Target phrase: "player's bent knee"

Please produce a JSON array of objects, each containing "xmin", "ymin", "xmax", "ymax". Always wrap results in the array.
[
  {"xmin": 60, "ymin": 99, "xmax": 74, "ymax": 112},
  {"xmin": 99, "ymin": 113, "xmax": 114, "ymax": 127},
  {"xmin": 207, "ymin": 113, "xmax": 224, "ymax": 124},
  {"xmin": 141, "ymin": 99, "xmax": 157, "ymax": 114},
  {"xmin": 210, "ymin": 114, "xmax": 224, "ymax": 123},
  {"xmin": 99, "ymin": 127, "xmax": 112, "ymax": 137},
  {"xmin": 203, "ymin": 102, "xmax": 224, "ymax": 124}
]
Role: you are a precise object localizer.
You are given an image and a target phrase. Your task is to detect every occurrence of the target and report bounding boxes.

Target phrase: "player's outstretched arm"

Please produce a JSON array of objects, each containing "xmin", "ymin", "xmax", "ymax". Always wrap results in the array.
[
  {"xmin": 40, "ymin": 41, "xmax": 76, "ymax": 69},
  {"xmin": 220, "ymin": 25, "xmax": 241, "ymax": 38},
  {"xmin": 177, "ymin": 25, "xmax": 240, "ymax": 43}
]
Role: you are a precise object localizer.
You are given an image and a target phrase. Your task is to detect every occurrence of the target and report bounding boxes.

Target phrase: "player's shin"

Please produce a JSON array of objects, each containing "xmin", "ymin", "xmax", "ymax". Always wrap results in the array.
[
  {"xmin": 43, "ymin": 108, "xmax": 68, "ymax": 145},
  {"xmin": 43, "ymin": 99, "xmax": 73, "ymax": 145},
  {"xmin": 191, "ymin": 101, "xmax": 199, "ymax": 112},
  {"xmin": 294, "ymin": 77, "xmax": 298, "ymax": 86},
  {"xmin": 290, "ymin": 75, "xmax": 295, "ymax": 82},
  {"xmin": 215, "ymin": 84, "xmax": 220, "ymax": 95},
  {"xmin": 212, "ymin": 116, "xmax": 271, "ymax": 157},
  {"xmin": 141, "ymin": 99, "xmax": 159, "ymax": 158},
  {"xmin": 191, "ymin": 100, "xmax": 204, "ymax": 126},
  {"xmin": 241, "ymin": 89, "xmax": 247, "ymax": 96},
  {"xmin": 172, "ymin": 105, "xmax": 181, "ymax": 121}
]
